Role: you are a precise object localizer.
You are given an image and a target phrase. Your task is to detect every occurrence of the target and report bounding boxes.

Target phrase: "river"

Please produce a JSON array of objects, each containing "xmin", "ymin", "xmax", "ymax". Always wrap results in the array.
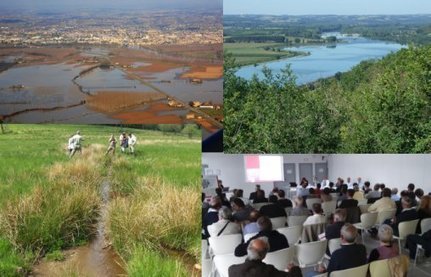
[{"xmin": 235, "ymin": 34, "xmax": 405, "ymax": 84}]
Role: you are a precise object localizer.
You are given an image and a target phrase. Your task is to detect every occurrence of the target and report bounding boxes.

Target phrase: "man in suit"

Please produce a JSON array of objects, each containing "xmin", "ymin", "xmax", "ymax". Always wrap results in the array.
[
  {"xmin": 235, "ymin": 216, "xmax": 288, "ymax": 257},
  {"xmin": 249, "ymin": 184, "xmax": 265, "ymax": 201},
  {"xmin": 338, "ymin": 189, "xmax": 358, "ymax": 209},
  {"xmin": 317, "ymin": 224, "xmax": 367, "ymax": 275},
  {"xmin": 387, "ymin": 196, "xmax": 419, "ymax": 236},
  {"xmin": 324, "ymin": 209, "xmax": 346, "ymax": 255},
  {"xmin": 277, "ymin": 189, "xmax": 293, "ymax": 208},
  {"xmin": 202, "ymin": 196, "xmax": 222, "ymax": 239},
  {"xmin": 229, "ymin": 237, "xmax": 302, "ymax": 277},
  {"xmin": 260, "ymin": 195, "xmax": 287, "ymax": 218}
]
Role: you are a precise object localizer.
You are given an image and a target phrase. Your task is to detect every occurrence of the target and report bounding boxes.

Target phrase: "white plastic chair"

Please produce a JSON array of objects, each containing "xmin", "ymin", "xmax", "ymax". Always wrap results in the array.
[
  {"xmin": 288, "ymin": 215, "xmax": 308, "ymax": 227},
  {"xmin": 295, "ymin": 240, "xmax": 327, "ymax": 268},
  {"xmin": 331, "ymin": 263, "xmax": 369, "ymax": 277},
  {"xmin": 322, "ymin": 200, "xmax": 337, "ymax": 219},
  {"xmin": 353, "ymin": 212, "xmax": 378, "ymax": 242},
  {"xmin": 208, "ymin": 233, "xmax": 242, "ymax": 256},
  {"xmin": 252, "ymin": 202, "xmax": 270, "ymax": 210},
  {"xmin": 277, "ymin": 225, "xmax": 303, "ymax": 246},
  {"xmin": 358, "ymin": 204, "xmax": 371, "ymax": 214},
  {"xmin": 270, "ymin": 216, "xmax": 287, "ymax": 229},
  {"xmin": 369, "ymin": 258, "xmax": 390, "ymax": 277},
  {"xmin": 421, "ymin": 218, "xmax": 431, "ymax": 234},
  {"xmin": 330, "ymin": 193, "xmax": 338, "ymax": 200},
  {"xmin": 376, "ymin": 209, "xmax": 396, "ymax": 225},
  {"xmin": 306, "ymin": 198, "xmax": 322, "ymax": 209},
  {"xmin": 285, "ymin": 207, "xmax": 293, "ymax": 216},
  {"xmin": 263, "ymin": 247, "xmax": 294, "ymax": 271},
  {"xmin": 213, "ymin": 254, "xmax": 246, "ymax": 277},
  {"xmin": 202, "ymin": 240, "xmax": 211, "ymax": 277},
  {"xmin": 328, "ymin": 238, "xmax": 342, "ymax": 255},
  {"xmin": 357, "ymin": 199, "xmax": 368, "ymax": 206},
  {"xmin": 393, "ymin": 219, "xmax": 419, "ymax": 254},
  {"xmin": 243, "ymin": 232, "xmax": 258, "ymax": 243}
]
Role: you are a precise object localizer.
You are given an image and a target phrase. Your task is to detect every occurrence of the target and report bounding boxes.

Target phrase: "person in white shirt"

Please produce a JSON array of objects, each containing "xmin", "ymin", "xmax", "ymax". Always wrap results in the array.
[
  {"xmin": 346, "ymin": 177, "xmax": 353, "ymax": 189},
  {"xmin": 128, "ymin": 133, "xmax": 137, "ymax": 154},
  {"xmin": 297, "ymin": 180, "xmax": 310, "ymax": 198},
  {"xmin": 69, "ymin": 131, "xmax": 83, "ymax": 158},
  {"xmin": 208, "ymin": 207, "xmax": 241, "ymax": 237},
  {"xmin": 106, "ymin": 134, "xmax": 117, "ymax": 155},
  {"xmin": 67, "ymin": 135, "xmax": 75, "ymax": 155},
  {"xmin": 321, "ymin": 177, "xmax": 330, "ymax": 188},
  {"xmin": 303, "ymin": 203, "xmax": 326, "ymax": 225}
]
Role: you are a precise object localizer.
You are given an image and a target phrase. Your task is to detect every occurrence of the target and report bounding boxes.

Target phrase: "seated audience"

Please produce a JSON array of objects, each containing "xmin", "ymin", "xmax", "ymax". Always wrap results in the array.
[
  {"xmin": 365, "ymin": 184, "xmax": 381, "ymax": 200},
  {"xmin": 339, "ymin": 189, "xmax": 358, "ymax": 209},
  {"xmin": 363, "ymin": 181, "xmax": 372, "ymax": 194},
  {"xmin": 234, "ymin": 216, "xmax": 288, "ymax": 257},
  {"xmin": 303, "ymin": 203, "xmax": 326, "ymax": 225},
  {"xmin": 297, "ymin": 179, "xmax": 310, "ymax": 198},
  {"xmin": 406, "ymin": 229, "xmax": 431, "ymax": 259},
  {"xmin": 260, "ymin": 195, "xmax": 287, "ymax": 218},
  {"xmin": 417, "ymin": 195, "xmax": 431, "ymax": 233},
  {"xmin": 229, "ymin": 237, "xmax": 302, "ymax": 277},
  {"xmin": 231, "ymin": 197, "xmax": 253, "ymax": 222},
  {"xmin": 415, "ymin": 188, "xmax": 425, "ymax": 204},
  {"xmin": 202, "ymin": 196, "xmax": 222, "ymax": 238},
  {"xmin": 243, "ymin": 210, "xmax": 261, "ymax": 236},
  {"xmin": 253, "ymin": 189, "xmax": 269, "ymax": 204},
  {"xmin": 320, "ymin": 187, "xmax": 333, "ymax": 202},
  {"xmin": 328, "ymin": 182, "xmax": 336, "ymax": 193},
  {"xmin": 250, "ymin": 184, "xmax": 265, "ymax": 202},
  {"xmin": 325, "ymin": 209, "xmax": 347, "ymax": 255},
  {"xmin": 289, "ymin": 196, "xmax": 310, "ymax": 216},
  {"xmin": 207, "ymin": 207, "xmax": 241, "ymax": 237},
  {"xmin": 352, "ymin": 184, "xmax": 365, "ymax": 201},
  {"xmin": 315, "ymin": 183, "xmax": 322, "ymax": 196},
  {"xmin": 387, "ymin": 196, "xmax": 419, "ymax": 236},
  {"xmin": 215, "ymin": 187, "xmax": 231, "ymax": 208},
  {"xmin": 337, "ymin": 185, "xmax": 348, "ymax": 202},
  {"xmin": 368, "ymin": 224, "xmax": 399, "ymax": 262},
  {"xmin": 368, "ymin": 188, "xmax": 396, "ymax": 213},
  {"xmin": 317, "ymin": 224, "xmax": 367, "ymax": 275},
  {"xmin": 391, "ymin": 188, "xmax": 400, "ymax": 202},
  {"xmin": 277, "ymin": 189, "xmax": 293, "ymax": 208}
]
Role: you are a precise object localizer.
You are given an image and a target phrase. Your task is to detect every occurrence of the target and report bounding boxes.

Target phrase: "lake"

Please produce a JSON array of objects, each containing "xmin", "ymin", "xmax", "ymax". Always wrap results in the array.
[{"xmin": 235, "ymin": 35, "xmax": 405, "ymax": 84}]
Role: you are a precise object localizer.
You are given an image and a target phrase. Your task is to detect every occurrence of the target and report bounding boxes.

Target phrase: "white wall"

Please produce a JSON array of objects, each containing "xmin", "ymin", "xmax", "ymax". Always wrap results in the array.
[
  {"xmin": 328, "ymin": 154, "xmax": 431, "ymax": 192},
  {"xmin": 202, "ymin": 153, "xmax": 328, "ymax": 197}
]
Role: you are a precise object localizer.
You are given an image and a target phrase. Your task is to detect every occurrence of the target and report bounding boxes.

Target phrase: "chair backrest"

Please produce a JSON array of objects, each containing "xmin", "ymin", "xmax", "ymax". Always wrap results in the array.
[
  {"xmin": 328, "ymin": 238, "xmax": 342, "ymax": 255},
  {"xmin": 213, "ymin": 254, "xmax": 246, "ymax": 277},
  {"xmin": 252, "ymin": 202, "xmax": 270, "ymax": 210},
  {"xmin": 421, "ymin": 218, "xmax": 431, "ymax": 234},
  {"xmin": 331, "ymin": 263, "xmax": 369, "ymax": 277},
  {"xmin": 357, "ymin": 199, "xmax": 368, "ymax": 206},
  {"xmin": 296, "ymin": 240, "xmax": 327, "ymax": 268},
  {"xmin": 263, "ymin": 247, "xmax": 294, "ymax": 271},
  {"xmin": 302, "ymin": 222, "xmax": 327, "ymax": 243},
  {"xmin": 202, "ymin": 239, "xmax": 209, "ymax": 259},
  {"xmin": 306, "ymin": 198, "xmax": 322, "ymax": 209},
  {"xmin": 208, "ymin": 233, "xmax": 242, "ymax": 256},
  {"xmin": 369, "ymin": 255, "xmax": 409, "ymax": 277},
  {"xmin": 322, "ymin": 200, "xmax": 337, "ymax": 218},
  {"xmin": 330, "ymin": 193, "xmax": 338, "ymax": 200},
  {"xmin": 288, "ymin": 215, "xmax": 308, "ymax": 227},
  {"xmin": 277, "ymin": 225, "xmax": 303, "ymax": 245},
  {"xmin": 285, "ymin": 207, "xmax": 293, "ymax": 216},
  {"xmin": 270, "ymin": 216, "xmax": 287, "ymax": 229},
  {"xmin": 376, "ymin": 209, "xmax": 396, "ymax": 225},
  {"xmin": 360, "ymin": 212, "xmax": 378, "ymax": 229},
  {"xmin": 398, "ymin": 219, "xmax": 420, "ymax": 239},
  {"xmin": 369, "ymin": 258, "xmax": 390, "ymax": 277},
  {"xmin": 359, "ymin": 204, "xmax": 371, "ymax": 214},
  {"xmin": 243, "ymin": 232, "xmax": 258, "ymax": 243}
]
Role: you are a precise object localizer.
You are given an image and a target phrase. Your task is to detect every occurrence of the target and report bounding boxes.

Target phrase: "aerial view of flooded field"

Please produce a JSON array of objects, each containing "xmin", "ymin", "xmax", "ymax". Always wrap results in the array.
[{"xmin": 0, "ymin": 45, "xmax": 222, "ymax": 133}]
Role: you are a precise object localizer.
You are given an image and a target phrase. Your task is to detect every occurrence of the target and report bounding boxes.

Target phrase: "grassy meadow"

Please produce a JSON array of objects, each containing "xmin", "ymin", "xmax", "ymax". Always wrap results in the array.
[{"xmin": 0, "ymin": 124, "xmax": 201, "ymax": 276}]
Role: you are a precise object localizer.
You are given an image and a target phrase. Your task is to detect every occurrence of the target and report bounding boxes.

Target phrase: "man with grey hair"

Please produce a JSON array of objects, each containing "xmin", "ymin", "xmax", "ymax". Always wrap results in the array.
[
  {"xmin": 207, "ymin": 207, "xmax": 241, "ymax": 237},
  {"xmin": 317, "ymin": 223, "xmax": 367, "ymax": 274},
  {"xmin": 368, "ymin": 224, "xmax": 399, "ymax": 262},
  {"xmin": 229, "ymin": 237, "xmax": 302, "ymax": 277}
]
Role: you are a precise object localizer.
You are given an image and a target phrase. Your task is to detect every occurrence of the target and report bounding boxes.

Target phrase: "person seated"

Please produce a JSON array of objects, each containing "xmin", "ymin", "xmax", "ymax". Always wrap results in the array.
[
  {"xmin": 386, "ymin": 196, "xmax": 419, "ymax": 236},
  {"xmin": 337, "ymin": 185, "xmax": 348, "ymax": 202},
  {"xmin": 202, "ymin": 196, "xmax": 222, "ymax": 239},
  {"xmin": 363, "ymin": 181, "xmax": 372, "ymax": 195},
  {"xmin": 352, "ymin": 184, "xmax": 365, "ymax": 200},
  {"xmin": 250, "ymin": 184, "xmax": 265, "ymax": 201},
  {"xmin": 215, "ymin": 187, "xmax": 231, "ymax": 208},
  {"xmin": 276, "ymin": 189, "xmax": 293, "ymax": 208},
  {"xmin": 320, "ymin": 187, "xmax": 333, "ymax": 202},
  {"xmin": 368, "ymin": 224, "xmax": 399, "ymax": 263},
  {"xmin": 324, "ymin": 209, "xmax": 347, "ymax": 255},
  {"xmin": 260, "ymin": 195, "xmax": 287, "ymax": 218},
  {"xmin": 303, "ymin": 203, "xmax": 326, "ymax": 225},
  {"xmin": 368, "ymin": 187, "xmax": 396, "ymax": 213},
  {"xmin": 243, "ymin": 210, "xmax": 261, "ymax": 236},
  {"xmin": 315, "ymin": 183, "xmax": 322, "ymax": 196},
  {"xmin": 297, "ymin": 179, "xmax": 310, "ymax": 198},
  {"xmin": 407, "ymin": 183, "xmax": 418, "ymax": 207},
  {"xmin": 317, "ymin": 224, "xmax": 367, "ymax": 275},
  {"xmin": 328, "ymin": 182, "xmax": 336, "ymax": 193},
  {"xmin": 338, "ymin": 189, "xmax": 358, "ymax": 209},
  {"xmin": 417, "ymin": 195, "xmax": 431, "ymax": 233},
  {"xmin": 207, "ymin": 207, "xmax": 241, "ymax": 237},
  {"xmin": 391, "ymin": 188, "xmax": 400, "ymax": 201},
  {"xmin": 234, "ymin": 216, "xmax": 288, "ymax": 257},
  {"xmin": 365, "ymin": 184, "xmax": 381, "ymax": 200},
  {"xmin": 289, "ymin": 196, "xmax": 310, "ymax": 216},
  {"xmin": 231, "ymin": 197, "xmax": 253, "ymax": 222},
  {"xmin": 415, "ymin": 188, "xmax": 425, "ymax": 205},
  {"xmin": 253, "ymin": 189, "xmax": 269, "ymax": 204},
  {"xmin": 406, "ymin": 229, "xmax": 431, "ymax": 260},
  {"xmin": 229, "ymin": 237, "xmax": 302, "ymax": 277}
]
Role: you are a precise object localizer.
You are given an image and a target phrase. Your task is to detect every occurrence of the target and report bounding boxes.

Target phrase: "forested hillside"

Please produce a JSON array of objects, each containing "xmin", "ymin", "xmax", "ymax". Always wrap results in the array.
[{"xmin": 224, "ymin": 45, "xmax": 431, "ymax": 153}]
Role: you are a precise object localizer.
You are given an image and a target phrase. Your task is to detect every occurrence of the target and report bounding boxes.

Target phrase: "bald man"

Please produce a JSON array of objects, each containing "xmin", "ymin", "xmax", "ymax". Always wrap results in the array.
[{"xmin": 229, "ymin": 237, "xmax": 302, "ymax": 277}]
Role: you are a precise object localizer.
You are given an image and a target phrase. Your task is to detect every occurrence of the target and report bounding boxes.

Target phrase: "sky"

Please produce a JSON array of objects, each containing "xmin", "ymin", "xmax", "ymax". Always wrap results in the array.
[
  {"xmin": 0, "ymin": 0, "xmax": 221, "ymax": 12},
  {"xmin": 224, "ymin": 0, "xmax": 431, "ymax": 15}
]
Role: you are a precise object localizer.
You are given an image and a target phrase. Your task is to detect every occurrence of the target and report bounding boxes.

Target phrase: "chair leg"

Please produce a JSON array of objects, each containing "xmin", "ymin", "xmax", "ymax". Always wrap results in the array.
[
  {"xmin": 414, "ymin": 247, "xmax": 419, "ymax": 267},
  {"xmin": 398, "ymin": 238, "xmax": 402, "ymax": 255}
]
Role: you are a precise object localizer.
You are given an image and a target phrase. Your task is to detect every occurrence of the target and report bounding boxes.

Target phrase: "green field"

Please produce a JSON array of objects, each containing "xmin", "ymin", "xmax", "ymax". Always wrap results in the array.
[
  {"xmin": 224, "ymin": 42, "xmax": 305, "ymax": 66},
  {"xmin": 0, "ymin": 124, "xmax": 201, "ymax": 276}
]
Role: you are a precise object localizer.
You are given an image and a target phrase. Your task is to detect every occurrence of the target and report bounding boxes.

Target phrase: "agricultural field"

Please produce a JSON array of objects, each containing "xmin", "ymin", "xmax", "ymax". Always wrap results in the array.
[{"xmin": 0, "ymin": 124, "xmax": 201, "ymax": 277}]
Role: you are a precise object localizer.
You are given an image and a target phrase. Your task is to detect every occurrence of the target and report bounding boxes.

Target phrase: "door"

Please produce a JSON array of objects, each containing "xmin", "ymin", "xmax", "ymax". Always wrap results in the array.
[
  {"xmin": 314, "ymin": 162, "xmax": 328, "ymax": 183},
  {"xmin": 299, "ymin": 163, "xmax": 313, "ymax": 184}
]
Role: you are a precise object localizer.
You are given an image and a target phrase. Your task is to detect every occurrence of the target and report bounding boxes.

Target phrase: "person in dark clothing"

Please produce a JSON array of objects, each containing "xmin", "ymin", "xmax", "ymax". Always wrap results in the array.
[
  {"xmin": 406, "ymin": 229, "xmax": 431, "ymax": 259},
  {"xmin": 325, "ymin": 209, "xmax": 347, "ymax": 255},
  {"xmin": 235, "ymin": 216, "xmax": 289, "ymax": 257},
  {"xmin": 317, "ymin": 224, "xmax": 367, "ymax": 275},
  {"xmin": 260, "ymin": 195, "xmax": 287, "ymax": 218},
  {"xmin": 215, "ymin": 187, "xmax": 231, "ymax": 208},
  {"xmin": 368, "ymin": 224, "xmax": 399, "ymax": 263},
  {"xmin": 202, "ymin": 196, "xmax": 222, "ymax": 239},
  {"xmin": 339, "ymin": 189, "xmax": 358, "ymax": 209},
  {"xmin": 250, "ymin": 184, "xmax": 265, "ymax": 201},
  {"xmin": 417, "ymin": 195, "xmax": 431, "ymax": 233},
  {"xmin": 386, "ymin": 196, "xmax": 419, "ymax": 236},
  {"xmin": 229, "ymin": 237, "xmax": 302, "ymax": 277},
  {"xmin": 231, "ymin": 197, "xmax": 253, "ymax": 222},
  {"xmin": 277, "ymin": 189, "xmax": 293, "ymax": 208},
  {"xmin": 254, "ymin": 189, "xmax": 269, "ymax": 204}
]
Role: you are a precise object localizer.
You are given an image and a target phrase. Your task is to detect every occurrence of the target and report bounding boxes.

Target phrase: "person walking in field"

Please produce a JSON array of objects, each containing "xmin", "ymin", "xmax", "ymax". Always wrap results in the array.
[
  {"xmin": 69, "ymin": 131, "xmax": 83, "ymax": 158},
  {"xmin": 119, "ymin": 132, "xmax": 128, "ymax": 153},
  {"xmin": 106, "ymin": 134, "xmax": 117, "ymax": 155},
  {"xmin": 128, "ymin": 133, "xmax": 137, "ymax": 154},
  {"xmin": 67, "ymin": 134, "xmax": 75, "ymax": 155}
]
